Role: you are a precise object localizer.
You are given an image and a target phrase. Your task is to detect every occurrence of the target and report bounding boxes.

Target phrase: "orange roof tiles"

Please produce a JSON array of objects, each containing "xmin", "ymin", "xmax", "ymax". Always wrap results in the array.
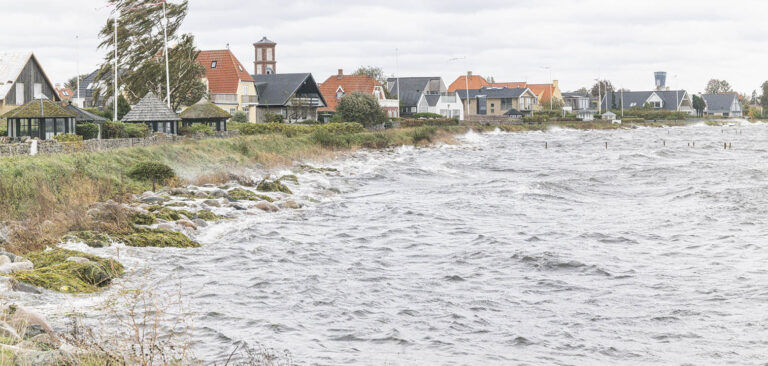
[
  {"xmin": 195, "ymin": 50, "xmax": 254, "ymax": 94},
  {"xmin": 448, "ymin": 75, "xmax": 490, "ymax": 92},
  {"xmin": 318, "ymin": 71, "xmax": 379, "ymax": 112},
  {"xmin": 56, "ymin": 87, "xmax": 74, "ymax": 101}
]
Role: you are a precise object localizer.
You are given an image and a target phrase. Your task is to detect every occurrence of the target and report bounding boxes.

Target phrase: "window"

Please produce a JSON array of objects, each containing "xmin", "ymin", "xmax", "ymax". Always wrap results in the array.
[
  {"xmin": 265, "ymin": 66, "xmax": 274, "ymax": 75},
  {"xmin": 15, "ymin": 83, "xmax": 24, "ymax": 105},
  {"xmin": 45, "ymin": 118, "xmax": 55, "ymax": 139},
  {"xmin": 55, "ymin": 118, "xmax": 66, "ymax": 135},
  {"xmin": 34, "ymin": 83, "xmax": 42, "ymax": 98},
  {"xmin": 62, "ymin": 91, "xmax": 69, "ymax": 96},
  {"xmin": 29, "ymin": 119, "xmax": 39, "ymax": 138},
  {"xmin": 237, "ymin": 64, "xmax": 244, "ymax": 72},
  {"xmin": 500, "ymin": 98, "xmax": 514, "ymax": 111},
  {"xmin": 230, "ymin": 108, "xmax": 236, "ymax": 115},
  {"xmin": 336, "ymin": 87, "xmax": 345, "ymax": 99},
  {"xmin": 257, "ymin": 48, "xmax": 263, "ymax": 61},
  {"xmin": 266, "ymin": 48, "xmax": 273, "ymax": 61},
  {"xmin": 243, "ymin": 85, "xmax": 249, "ymax": 96},
  {"xmin": 211, "ymin": 61, "xmax": 217, "ymax": 69},
  {"xmin": 19, "ymin": 119, "xmax": 29, "ymax": 137}
]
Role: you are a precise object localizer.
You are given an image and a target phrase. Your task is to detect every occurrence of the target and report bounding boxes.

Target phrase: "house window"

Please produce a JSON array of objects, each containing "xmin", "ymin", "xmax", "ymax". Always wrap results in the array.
[
  {"xmin": 500, "ymin": 98, "xmax": 513, "ymax": 111},
  {"xmin": 336, "ymin": 87, "xmax": 345, "ymax": 100},
  {"xmin": 257, "ymin": 48, "xmax": 263, "ymax": 60},
  {"xmin": 34, "ymin": 83, "xmax": 42, "ymax": 98},
  {"xmin": 29, "ymin": 119, "xmax": 39, "ymax": 138},
  {"xmin": 237, "ymin": 64, "xmax": 244, "ymax": 72},
  {"xmin": 62, "ymin": 91, "xmax": 69, "ymax": 96},
  {"xmin": 266, "ymin": 48, "xmax": 273, "ymax": 61},
  {"xmin": 230, "ymin": 108, "xmax": 236, "ymax": 115},
  {"xmin": 211, "ymin": 61, "xmax": 217, "ymax": 69},
  {"xmin": 244, "ymin": 85, "xmax": 249, "ymax": 96},
  {"xmin": 15, "ymin": 83, "xmax": 24, "ymax": 105}
]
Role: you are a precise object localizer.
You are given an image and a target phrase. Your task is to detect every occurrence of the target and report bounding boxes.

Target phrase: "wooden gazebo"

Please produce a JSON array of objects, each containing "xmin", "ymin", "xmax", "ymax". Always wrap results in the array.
[
  {"xmin": 2, "ymin": 98, "xmax": 76, "ymax": 140},
  {"xmin": 179, "ymin": 98, "xmax": 232, "ymax": 132},
  {"xmin": 121, "ymin": 92, "xmax": 180, "ymax": 134}
]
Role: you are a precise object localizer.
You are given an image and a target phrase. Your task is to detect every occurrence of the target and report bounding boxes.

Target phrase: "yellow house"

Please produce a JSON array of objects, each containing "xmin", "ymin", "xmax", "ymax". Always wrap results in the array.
[{"xmin": 195, "ymin": 49, "xmax": 258, "ymax": 123}]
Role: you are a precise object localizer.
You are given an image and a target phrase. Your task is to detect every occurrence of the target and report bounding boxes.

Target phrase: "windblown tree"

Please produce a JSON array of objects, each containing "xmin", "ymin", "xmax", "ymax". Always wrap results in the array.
[
  {"xmin": 692, "ymin": 94, "xmax": 706, "ymax": 117},
  {"xmin": 590, "ymin": 80, "xmax": 614, "ymax": 97},
  {"xmin": 353, "ymin": 66, "xmax": 386, "ymax": 84},
  {"xmin": 704, "ymin": 79, "xmax": 733, "ymax": 94},
  {"xmin": 335, "ymin": 92, "xmax": 387, "ymax": 127},
  {"xmin": 95, "ymin": 0, "xmax": 205, "ymax": 111}
]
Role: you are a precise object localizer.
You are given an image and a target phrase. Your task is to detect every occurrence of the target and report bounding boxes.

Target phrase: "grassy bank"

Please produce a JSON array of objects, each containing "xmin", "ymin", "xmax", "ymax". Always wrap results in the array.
[{"xmin": 0, "ymin": 125, "xmax": 463, "ymax": 254}]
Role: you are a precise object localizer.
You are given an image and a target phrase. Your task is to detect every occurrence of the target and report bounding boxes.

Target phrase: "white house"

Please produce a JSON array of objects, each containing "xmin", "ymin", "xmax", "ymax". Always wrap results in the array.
[{"xmin": 416, "ymin": 92, "xmax": 464, "ymax": 119}]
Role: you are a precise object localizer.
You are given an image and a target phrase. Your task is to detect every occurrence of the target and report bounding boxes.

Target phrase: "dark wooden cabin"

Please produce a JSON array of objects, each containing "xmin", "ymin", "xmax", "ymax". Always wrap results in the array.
[{"xmin": 179, "ymin": 98, "xmax": 232, "ymax": 132}]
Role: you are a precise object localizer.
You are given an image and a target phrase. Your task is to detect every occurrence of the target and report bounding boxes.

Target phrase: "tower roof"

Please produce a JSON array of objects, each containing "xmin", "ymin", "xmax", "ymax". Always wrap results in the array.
[{"xmin": 254, "ymin": 36, "xmax": 276, "ymax": 45}]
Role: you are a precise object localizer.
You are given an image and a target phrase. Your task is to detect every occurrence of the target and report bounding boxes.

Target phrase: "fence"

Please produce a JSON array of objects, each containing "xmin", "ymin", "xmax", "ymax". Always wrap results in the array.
[{"xmin": 0, "ymin": 130, "xmax": 240, "ymax": 158}]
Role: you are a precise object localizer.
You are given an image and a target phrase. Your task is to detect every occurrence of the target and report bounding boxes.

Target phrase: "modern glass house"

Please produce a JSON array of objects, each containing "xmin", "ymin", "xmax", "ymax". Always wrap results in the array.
[{"xmin": 1, "ymin": 98, "xmax": 76, "ymax": 140}]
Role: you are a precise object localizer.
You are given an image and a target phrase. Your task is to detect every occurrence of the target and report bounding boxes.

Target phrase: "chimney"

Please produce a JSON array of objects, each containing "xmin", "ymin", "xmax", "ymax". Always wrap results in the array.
[
  {"xmin": 467, "ymin": 71, "xmax": 473, "ymax": 77},
  {"xmin": 337, "ymin": 69, "xmax": 343, "ymax": 79},
  {"xmin": 552, "ymin": 80, "xmax": 559, "ymax": 89}
]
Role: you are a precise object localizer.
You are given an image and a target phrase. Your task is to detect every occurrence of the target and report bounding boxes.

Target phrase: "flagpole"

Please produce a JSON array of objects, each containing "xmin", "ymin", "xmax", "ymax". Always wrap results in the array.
[
  {"xmin": 76, "ymin": 35, "xmax": 80, "ymax": 106},
  {"xmin": 114, "ymin": 10, "xmax": 118, "ymax": 121},
  {"xmin": 162, "ymin": 0, "xmax": 171, "ymax": 108}
]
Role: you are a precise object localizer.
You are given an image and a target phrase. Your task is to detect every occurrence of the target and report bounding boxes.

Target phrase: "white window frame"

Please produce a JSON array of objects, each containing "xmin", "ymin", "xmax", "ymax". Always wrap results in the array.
[
  {"xmin": 15, "ymin": 83, "xmax": 24, "ymax": 105},
  {"xmin": 266, "ymin": 48, "xmax": 273, "ymax": 61}
]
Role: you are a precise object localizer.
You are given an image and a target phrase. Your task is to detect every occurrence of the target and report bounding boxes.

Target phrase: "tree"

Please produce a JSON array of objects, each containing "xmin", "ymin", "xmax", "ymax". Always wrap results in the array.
[
  {"xmin": 590, "ymin": 80, "xmax": 614, "ymax": 97},
  {"xmin": 751, "ymin": 90, "xmax": 759, "ymax": 105},
  {"xmin": 336, "ymin": 92, "xmax": 387, "ymax": 127},
  {"xmin": 106, "ymin": 95, "xmax": 132, "ymax": 121},
  {"xmin": 692, "ymin": 94, "xmax": 706, "ymax": 117},
  {"xmin": 95, "ymin": 0, "xmax": 206, "ymax": 110},
  {"xmin": 128, "ymin": 161, "xmax": 176, "ymax": 191},
  {"xmin": 65, "ymin": 74, "xmax": 90, "ymax": 91},
  {"xmin": 486, "ymin": 76, "xmax": 496, "ymax": 83},
  {"xmin": 231, "ymin": 111, "xmax": 247, "ymax": 123},
  {"xmin": 761, "ymin": 81, "xmax": 768, "ymax": 110},
  {"xmin": 704, "ymin": 79, "xmax": 732, "ymax": 94},
  {"xmin": 573, "ymin": 87, "xmax": 589, "ymax": 95},
  {"xmin": 353, "ymin": 66, "xmax": 386, "ymax": 84}
]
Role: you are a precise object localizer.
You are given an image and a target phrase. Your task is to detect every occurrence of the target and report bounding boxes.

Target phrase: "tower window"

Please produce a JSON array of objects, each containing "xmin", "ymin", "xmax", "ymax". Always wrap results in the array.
[{"xmin": 211, "ymin": 61, "xmax": 217, "ymax": 69}]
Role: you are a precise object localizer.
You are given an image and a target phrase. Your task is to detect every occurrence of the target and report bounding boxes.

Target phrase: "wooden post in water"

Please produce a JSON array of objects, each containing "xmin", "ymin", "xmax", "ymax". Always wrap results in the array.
[
  {"xmin": 605, "ymin": 142, "xmax": 608, "ymax": 150},
  {"xmin": 724, "ymin": 142, "xmax": 727, "ymax": 150},
  {"xmin": 729, "ymin": 142, "xmax": 732, "ymax": 149},
  {"xmin": 545, "ymin": 141, "xmax": 548, "ymax": 149}
]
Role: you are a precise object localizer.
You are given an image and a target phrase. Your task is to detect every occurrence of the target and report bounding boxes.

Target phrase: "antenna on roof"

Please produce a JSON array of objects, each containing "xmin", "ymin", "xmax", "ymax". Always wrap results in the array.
[{"xmin": 226, "ymin": 43, "xmax": 230, "ymax": 49}]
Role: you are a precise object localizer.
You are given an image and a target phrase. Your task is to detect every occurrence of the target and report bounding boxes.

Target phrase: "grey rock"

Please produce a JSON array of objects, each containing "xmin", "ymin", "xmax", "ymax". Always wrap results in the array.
[
  {"xmin": 202, "ymin": 184, "xmax": 216, "ymax": 188},
  {"xmin": 203, "ymin": 199, "xmax": 221, "ymax": 208},
  {"xmin": 209, "ymin": 189, "xmax": 227, "ymax": 198},
  {"xmin": 10, "ymin": 280, "xmax": 42, "ymax": 294},
  {"xmin": 176, "ymin": 220, "xmax": 197, "ymax": 230},
  {"xmin": 170, "ymin": 188, "xmax": 189, "ymax": 196},
  {"xmin": 231, "ymin": 203, "xmax": 247, "ymax": 211},
  {"xmin": 0, "ymin": 261, "xmax": 33, "ymax": 274},
  {"xmin": 15, "ymin": 349, "xmax": 73, "ymax": 366},
  {"xmin": 5, "ymin": 305, "xmax": 54, "ymax": 338},
  {"xmin": 141, "ymin": 196, "xmax": 166, "ymax": 204},
  {"xmin": 0, "ymin": 255, "xmax": 11, "ymax": 266},
  {"xmin": 255, "ymin": 201, "xmax": 280, "ymax": 212},
  {"xmin": 194, "ymin": 191, "xmax": 209, "ymax": 198},
  {"xmin": 282, "ymin": 200, "xmax": 302, "ymax": 209},
  {"xmin": 192, "ymin": 219, "xmax": 208, "ymax": 228},
  {"xmin": 157, "ymin": 223, "xmax": 176, "ymax": 231}
]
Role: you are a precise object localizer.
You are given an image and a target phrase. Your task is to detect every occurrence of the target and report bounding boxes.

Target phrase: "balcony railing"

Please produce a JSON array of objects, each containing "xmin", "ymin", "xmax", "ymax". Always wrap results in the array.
[
  {"xmin": 211, "ymin": 93, "xmax": 238, "ymax": 104},
  {"xmin": 241, "ymin": 95, "xmax": 259, "ymax": 104}
]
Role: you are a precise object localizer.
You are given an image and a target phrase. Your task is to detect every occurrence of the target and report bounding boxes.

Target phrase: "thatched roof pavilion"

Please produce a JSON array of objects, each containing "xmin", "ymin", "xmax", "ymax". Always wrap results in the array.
[
  {"xmin": 2, "ymin": 98, "xmax": 76, "ymax": 140},
  {"xmin": 179, "ymin": 98, "xmax": 232, "ymax": 131},
  {"xmin": 121, "ymin": 92, "xmax": 180, "ymax": 134}
]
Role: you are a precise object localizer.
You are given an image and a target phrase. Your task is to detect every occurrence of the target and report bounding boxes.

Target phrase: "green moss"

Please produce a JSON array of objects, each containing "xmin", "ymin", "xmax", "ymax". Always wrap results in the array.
[
  {"xmin": 279, "ymin": 174, "xmax": 299, "ymax": 184},
  {"xmin": 117, "ymin": 229, "xmax": 200, "ymax": 248},
  {"xmin": 147, "ymin": 206, "xmax": 183, "ymax": 221},
  {"xmin": 11, "ymin": 248, "xmax": 124, "ymax": 293},
  {"xmin": 165, "ymin": 201, "xmax": 190, "ymax": 207},
  {"xmin": 227, "ymin": 188, "xmax": 274, "ymax": 202},
  {"xmin": 62, "ymin": 231, "xmax": 112, "ymax": 248},
  {"xmin": 256, "ymin": 180, "xmax": 293, "ymax": 194},
  {"xmin": 194, "ymin": 209, "xmax": 219, "ymax": 221},
  {"xmin": 130, "ymin": 212, "xmax": 157, "ymax": 226}
]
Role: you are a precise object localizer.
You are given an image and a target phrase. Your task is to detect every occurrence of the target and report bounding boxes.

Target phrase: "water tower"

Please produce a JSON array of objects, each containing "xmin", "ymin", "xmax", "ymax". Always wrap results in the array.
[{"xmin": 654, "ymin": 72, "xmax": 667, "ymax": 91}]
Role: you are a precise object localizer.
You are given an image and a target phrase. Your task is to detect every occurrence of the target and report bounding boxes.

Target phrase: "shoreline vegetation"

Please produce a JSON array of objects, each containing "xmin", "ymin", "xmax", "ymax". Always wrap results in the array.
[{"xmin": 0, "ymin": 119, "xmax": 728, "ymax": 363}]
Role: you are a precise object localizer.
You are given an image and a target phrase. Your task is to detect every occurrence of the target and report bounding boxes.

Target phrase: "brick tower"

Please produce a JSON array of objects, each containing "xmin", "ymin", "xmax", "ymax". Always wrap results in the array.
[{"xmin": 253, "ymin": 36, "xmax": 277, "ymax": 75}]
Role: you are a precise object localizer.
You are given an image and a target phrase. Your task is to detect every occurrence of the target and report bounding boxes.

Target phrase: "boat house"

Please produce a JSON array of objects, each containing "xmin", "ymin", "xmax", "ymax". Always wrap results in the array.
[
  {"xmin": 121, "ymin": 92, "xmax": 180, "ymax": 134},
  {"xmin": 2, "ymin": 98, "xmax": 75, "ymax": 140}
]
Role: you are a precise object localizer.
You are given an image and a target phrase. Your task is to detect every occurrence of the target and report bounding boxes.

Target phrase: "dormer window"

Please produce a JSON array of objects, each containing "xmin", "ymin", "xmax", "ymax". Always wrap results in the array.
[
  {"xmin": 336, "ymin": 86, "xmax": 345, "ymax": 99},
  {"xmin": 211, "ymin": 61, "xmax": 217, "ymax": 69}
]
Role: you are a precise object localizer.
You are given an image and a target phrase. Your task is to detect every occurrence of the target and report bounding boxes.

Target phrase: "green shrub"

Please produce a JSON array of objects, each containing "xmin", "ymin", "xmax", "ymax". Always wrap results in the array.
[
  {"xmin": 102, "ymin": 121, "xmax": 126, "ymax": 139},
  {"xmin": 335, "ymin": 92, "xmax": 387, "ymax": 127},
  {"xmin": 179, "ymin": 124, "xmax": 214, "ymax": 136},
  {"xmin": 127, "ymin": 161, "xmax": 176, "ymax": 191},
  {"xmin": 0, "ymin": 123, "xmax": 6, "ymax": 137},
  {"xmin": 408, "ymin": 126, "xmax": 437, "ymax": 143},
  {"xmin": 400, "ymin": 119, "xmax": 458, "ymax": 128},
  {"xmin": 53, "ymin": 133, "xmax": 83, "ymax": 142},
  {"xmin": 297, "ymin": 119, "xmax": 322, "ymax": 125},
  {"xmin": 75, "ymin": 123, "xmax": 100, "ymax": 140},
  {"xmin": 231, "ymin": 111, "xmax": 248, "ymax": 123},
  {"xmin": 310, "ymin": 130, "xmax": 350, "ymax": 149},
  {"xmin": 265, "ymin": 113, "xmax": 284, "ymax": 123},
  {"xmin": 124, "ymin": 123, "xmax": 149, "ymax": 138},
  {"xmin": 412, "ymin": 112, "xmax": 444, "ymax": 119}
]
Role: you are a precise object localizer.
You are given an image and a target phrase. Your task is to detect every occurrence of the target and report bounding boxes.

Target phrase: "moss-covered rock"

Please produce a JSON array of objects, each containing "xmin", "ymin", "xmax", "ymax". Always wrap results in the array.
[
  {"xmin": 256, "ymin": 180, "xmax": 293, "ymax": 194},
  {"xmin": 194, "ymin": 210, "xmax": 219, "ymax": 221},
  {"xmin": 130, "ymin": 212, "xmax": 157, "ymax": 226},
  {"xmin": 61, "ymin": 231, "xmax": 112, "ymax": 248},
  {"xmin": 116, "ymin": 229, "xmax": 200, "ymax": 248},
  {"xmin": 227, "ymin": 188, "xmax": 275, "ymax": 202},
  {"xmin": 279, "ymin": 175, "xmax": 299, "ymax": 184},
  {"xmin": 11, "ymin": 249, "xmax": 124, "ymax": 293}
]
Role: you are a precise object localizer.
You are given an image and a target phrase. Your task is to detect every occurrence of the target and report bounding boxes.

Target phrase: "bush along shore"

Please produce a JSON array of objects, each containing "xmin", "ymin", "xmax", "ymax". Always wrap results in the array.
[{"xmin": 0, "ymin": 121, "xmax": 691, "ymax": 362}]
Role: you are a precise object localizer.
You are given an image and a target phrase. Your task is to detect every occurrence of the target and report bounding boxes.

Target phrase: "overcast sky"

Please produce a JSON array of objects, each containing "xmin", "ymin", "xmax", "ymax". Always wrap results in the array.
[{"xmin": 3, "ymin": 0, "xmax": 767, "ymax": 94}]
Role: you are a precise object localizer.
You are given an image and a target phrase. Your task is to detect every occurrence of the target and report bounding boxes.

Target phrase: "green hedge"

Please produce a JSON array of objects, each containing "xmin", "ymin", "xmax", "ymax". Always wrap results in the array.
[
  {"xmin": 179, "ymin": 124, "xmax": 214, "ymax": 136},
  {"xmin": 103, "ymin": 121, "xmax": 150, "ymax": 139},
  {"xmin": 53, "ymin": 133, "xmax": 83, "ymax": 142},
  {"xmin": 618, "ymin": 108, "xmax": 689, "ymax": 120},
  {"xmin": 231, "ymin": 122, "xmax": 364, "ymax": 137},
  {"xmin": 400, "ymin": 119, "xmax": 459, "ymax": 127},
  {"xmin": 76, "ymin": 123, "xmax": 100, "ymax": 140},
  {"xmin": 412, "ymin": 112, "xmax": 444, "ymax": 119}
]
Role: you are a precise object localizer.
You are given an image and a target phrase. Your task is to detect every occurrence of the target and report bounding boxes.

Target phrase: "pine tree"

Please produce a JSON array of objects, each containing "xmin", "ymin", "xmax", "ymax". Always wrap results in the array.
[{"xmin": 95, "ymin": 0, "xmax": 205, "ymax": 111}]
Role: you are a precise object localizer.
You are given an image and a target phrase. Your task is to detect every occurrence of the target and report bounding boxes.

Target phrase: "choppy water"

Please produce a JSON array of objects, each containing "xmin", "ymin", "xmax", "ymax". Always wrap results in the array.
[{"xmin": 35, "ymin": 122, "xmax": 768, "ymax": 364}]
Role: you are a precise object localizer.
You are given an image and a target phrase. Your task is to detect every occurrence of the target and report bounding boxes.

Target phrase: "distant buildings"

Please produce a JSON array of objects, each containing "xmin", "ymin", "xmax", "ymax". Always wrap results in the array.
[
  {"xmin": 386, "ymin": 76, "xmax": 446, "ymax": 117},
  {"xmin": 196, "ymin": 49, "xmax": 258, "ymax": 122},
  {"xmin": 318, "ymin": 69, "xmax": 399, "ymax": 122},
  {"xmin": 600, "ymin": 90, "xmax": 695, "ymax": 115},
  {"xmin": 701, "ymin": 93, "xmax": 743, "ymax": 117},
  {"xmin": 455, "ymin": 87, "xmax": 538, "ymax": 117},
  {"xmin": 448, "ymin": 72, "xmax": 562, "ymax": 110}
]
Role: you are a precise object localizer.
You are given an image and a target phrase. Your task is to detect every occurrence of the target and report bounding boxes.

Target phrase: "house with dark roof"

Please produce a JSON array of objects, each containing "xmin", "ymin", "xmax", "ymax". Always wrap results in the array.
[
  {"xmin": 702, "ymin": 94, "xmax": 742, "ymax": 117},
  {"xmin": 251, "ymin": 73, "xmax": 326, "ymax": 123},
  {"xmin": 121, "ymin": 92, "xmax": 181, "ymax": 134},
  {"xmin": 386, "ymin": 77, "xmax": 446, "ymax": 116},
  {"xmin": 447, "ymin": 72, "xmax": 562, "ymax": 111},
  {"xmin": 2, "ymin": 98, "xmax": 76, "ymax": 140},
  {"xmin": 600, "ymin": 90, "xmax": 695, "ymax": 115},
  {"xmin": 318, "ymin": 69, "xmax": 399, "ymax": 122},
  {"xmin": 195, "ymin": 49, "xmax": 258, "ymax": 122},
  {"xmin": 0, "ymin": 52, "xmax": 60, "ymax": 116},
  {"xmin": 72, "ymin": 68, "xmax": 125, "ymax": 109},
  {"xmin": 455, "ymin": 87, "xmax": 538, "ymax": 117}
]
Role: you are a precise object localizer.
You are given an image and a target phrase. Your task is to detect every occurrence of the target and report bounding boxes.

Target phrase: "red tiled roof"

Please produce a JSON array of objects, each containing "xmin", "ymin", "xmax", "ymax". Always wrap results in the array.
[
  {"xmin": 448, "ymin": 75, "xmax": 490, "ymax": 92},
  {"xmin": 56, "ymin": 87, "xmax": 73, "ymax": 101},
  {"xmin": 493, "ymin": 82, "xmax": 556, "ymax": 101},
  {"xmin": 195, "ymin": 50, "xmax": 254, "ymax": 94},
  {"xmin": 318, "ymin": 72, "xmax": 379, "ymax": 112}
]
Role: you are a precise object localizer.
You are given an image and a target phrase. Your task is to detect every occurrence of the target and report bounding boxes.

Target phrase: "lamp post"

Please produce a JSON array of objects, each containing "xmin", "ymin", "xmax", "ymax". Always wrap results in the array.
[
  {"xmin": 543, "ymin": 66, "xmax": 552, "ymax": 110},
  {"xmin": 448, "ymin": 56, "xmax": 469, "ymax": 121},
  {"xmin": 595, "ymin": 78, "xmax": 601, "ymax": 115}
]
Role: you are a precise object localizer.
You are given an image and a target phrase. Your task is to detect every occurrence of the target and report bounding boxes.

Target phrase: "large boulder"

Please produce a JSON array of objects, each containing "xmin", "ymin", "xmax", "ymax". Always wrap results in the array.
[{"xmin": 255, "ymin": 202, "xmax": 280, "ymax": 212}]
